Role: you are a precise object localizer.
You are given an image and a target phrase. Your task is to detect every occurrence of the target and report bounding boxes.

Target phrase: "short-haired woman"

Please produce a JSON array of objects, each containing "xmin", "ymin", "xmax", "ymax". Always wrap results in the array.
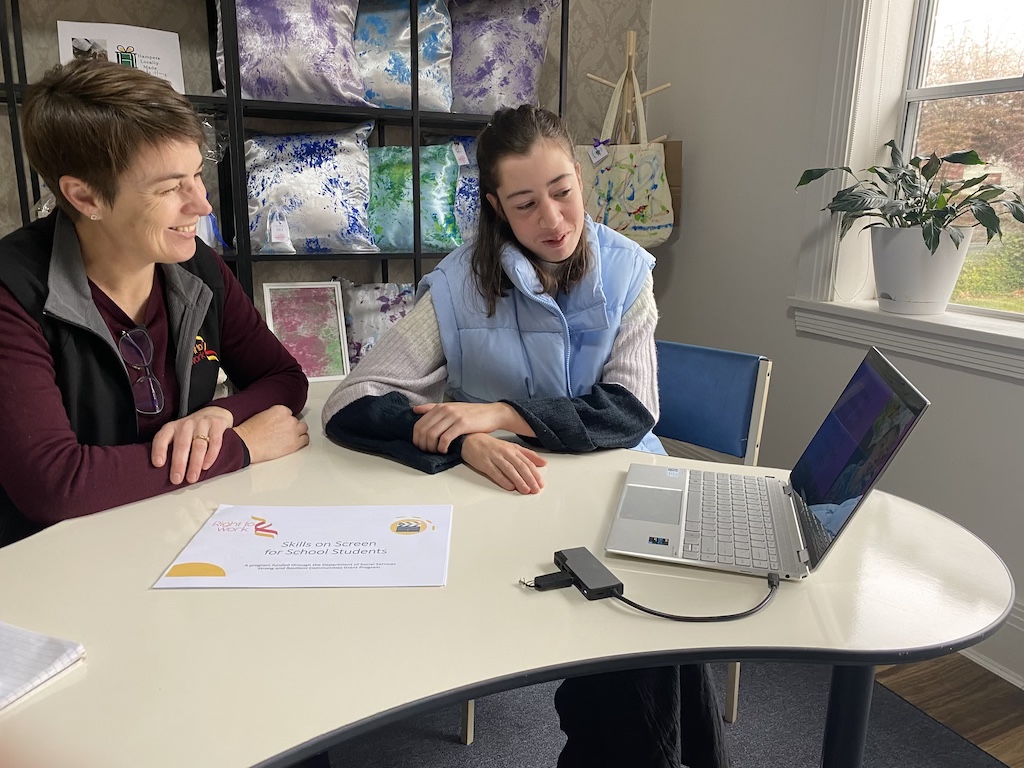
[{"xmin": 0, "ymin": 59, "xmax": 310, "ymax": 546}]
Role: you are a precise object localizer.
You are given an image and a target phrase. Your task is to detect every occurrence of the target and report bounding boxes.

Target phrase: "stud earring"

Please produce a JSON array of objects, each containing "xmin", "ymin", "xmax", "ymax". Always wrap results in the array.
[{"xmin": 90, "ymin": 214, "xmax": 99, "ymax": 221}]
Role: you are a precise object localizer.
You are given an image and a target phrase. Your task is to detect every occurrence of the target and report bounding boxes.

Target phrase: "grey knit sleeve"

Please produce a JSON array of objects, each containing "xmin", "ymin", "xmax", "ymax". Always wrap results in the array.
[{"xmin": 321, "ymin": 293, "xmax": 448, "ymax": 430}]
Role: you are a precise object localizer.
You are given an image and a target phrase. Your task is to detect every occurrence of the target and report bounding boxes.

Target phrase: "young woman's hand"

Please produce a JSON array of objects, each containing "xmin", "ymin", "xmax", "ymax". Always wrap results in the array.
[
  {"xmin": 412, "ymin": 401, "xmax": 532, "ymax": 453},
  {"xmin": 460, "ymin": 433, "xmax": 547, "ymax": 494},
  {"xmin": 151, "ymin": 405, "xmax": 235, "ymax": 485},
  {"xmin": 232, "ymin": 405, "xmax": 310, "ymax": 464}
]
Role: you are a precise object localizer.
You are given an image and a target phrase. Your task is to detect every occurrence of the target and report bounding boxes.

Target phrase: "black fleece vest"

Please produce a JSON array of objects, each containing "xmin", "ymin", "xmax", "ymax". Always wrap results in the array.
[{"xmin": 0, "ymin": 213, "xmax": 225, "ymax": 545}]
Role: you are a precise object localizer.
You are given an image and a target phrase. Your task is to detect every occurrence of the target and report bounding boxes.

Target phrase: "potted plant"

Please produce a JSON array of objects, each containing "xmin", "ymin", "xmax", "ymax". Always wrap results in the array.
[{"xmin": 797, "ymin": 140, "xmax": 1024, "ymax": 314}]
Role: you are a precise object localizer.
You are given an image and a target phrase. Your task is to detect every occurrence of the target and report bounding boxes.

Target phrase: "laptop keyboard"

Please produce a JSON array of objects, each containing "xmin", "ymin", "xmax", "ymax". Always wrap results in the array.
[{"xmin": 681, "ymin": 471, "xmax": 780, "ymax": 572}]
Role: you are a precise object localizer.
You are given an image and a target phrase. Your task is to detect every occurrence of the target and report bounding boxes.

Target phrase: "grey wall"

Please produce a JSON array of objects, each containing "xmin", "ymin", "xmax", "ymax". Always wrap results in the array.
[{"xmin": 646, "ymin": 0, "xmax": 1024, "ymax": 682}]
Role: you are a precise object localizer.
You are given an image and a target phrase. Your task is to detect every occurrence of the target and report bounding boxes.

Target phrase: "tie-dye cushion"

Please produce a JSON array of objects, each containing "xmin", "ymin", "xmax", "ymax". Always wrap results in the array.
[
  {"xmin": 354, "ymin": 0, "xmax": 453, "ymax": 111},
  {"xmin": 368, "ymin": 144, "xmax": 460, "ymax": 252},
  {"xmin": 425, "ymin": 134, "xmax": 480, "ymax": 242},
  {"xmin": 450, "ymin": 0, "xmax": 559, "ymax": 114},
  {"xmin": 339, "ymin": 277, "xmax": 415, "ymax": 367},
  {"xmin": 229, "ymin": 0, "xmax": 368, "ymax": 106},
  {"xmin": 451, "ymin": 136, "xmax": 480, "ymax": 243},
  {"xmin": 246, "ymin": 125, "xmax": 377, "ymax": 254}
]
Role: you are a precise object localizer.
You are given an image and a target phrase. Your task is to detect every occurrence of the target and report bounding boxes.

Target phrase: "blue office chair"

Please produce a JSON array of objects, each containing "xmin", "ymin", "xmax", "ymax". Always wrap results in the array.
[
  {"xmin": 654, "ymin": 340, "xmax": 771, "ymax": 465},
  {"xmin": 654, "ymin": 339, "xmax": 772, "ymax": 722}
]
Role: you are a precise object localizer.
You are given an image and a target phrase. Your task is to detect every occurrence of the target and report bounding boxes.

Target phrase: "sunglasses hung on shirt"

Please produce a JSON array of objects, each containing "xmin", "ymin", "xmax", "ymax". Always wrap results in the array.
[{"xmin": 118, "ymin": 326, "xmax": 165, "ymax": 415}]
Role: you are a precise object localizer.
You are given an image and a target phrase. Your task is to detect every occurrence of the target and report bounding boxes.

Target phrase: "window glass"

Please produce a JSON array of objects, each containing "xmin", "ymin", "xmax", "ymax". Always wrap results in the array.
[
  {"xmin": 909, "ymin": 2, "xmax": 1024, "ymax": 314},
  {"xmin": 912, "ymin": 94, "xmax": 1024, "ymax": 313},
  {"xmin": 913, "ymin": 93, "xmax": 1024, "ymax": 176},
  {"xmin": 921, "ymin": 0, "xmax": 1024, "ymax": 87}
]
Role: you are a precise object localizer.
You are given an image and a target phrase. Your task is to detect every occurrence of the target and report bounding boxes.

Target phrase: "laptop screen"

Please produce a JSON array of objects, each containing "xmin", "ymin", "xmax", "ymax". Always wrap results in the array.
[{"xmin": 787, "ymin": 347, "xmax": 929, "ymax": 567}]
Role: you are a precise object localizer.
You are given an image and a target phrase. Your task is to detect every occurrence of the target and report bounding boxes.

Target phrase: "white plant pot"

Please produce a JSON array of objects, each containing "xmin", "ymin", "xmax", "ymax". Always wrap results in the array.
[{"xmin": 870, "ymin": 226, "xmax": 973, "ymax": 315}]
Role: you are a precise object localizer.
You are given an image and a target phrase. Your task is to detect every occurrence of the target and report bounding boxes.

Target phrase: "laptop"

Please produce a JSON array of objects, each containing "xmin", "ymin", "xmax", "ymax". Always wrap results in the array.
[{"xmin": 605, "ymin": 347, "xmax": 929, "ymax": 580}]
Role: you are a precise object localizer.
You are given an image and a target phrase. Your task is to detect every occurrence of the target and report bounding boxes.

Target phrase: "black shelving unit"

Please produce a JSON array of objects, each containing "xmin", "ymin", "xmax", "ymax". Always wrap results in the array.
[
  {"xmin": 0, "ymin": 1, "xmax": 30, "ymax": 224},
  {"xmin": 1, "ymin": 0, "xmax": 570, "ymax": 300}
]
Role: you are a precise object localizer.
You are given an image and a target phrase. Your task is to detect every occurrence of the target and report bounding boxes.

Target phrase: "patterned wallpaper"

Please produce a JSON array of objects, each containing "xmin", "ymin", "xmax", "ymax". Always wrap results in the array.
[
  {"xmin": 0, "ymin": 123, "xmax": 24, "ymax": 237},
  {"xmin": 563, "ymin": 0, "xmax": 652, "ymax": 145},
  {"xmin": 1, "ymin": 0, "xmax": 652, "ymax": 298}
]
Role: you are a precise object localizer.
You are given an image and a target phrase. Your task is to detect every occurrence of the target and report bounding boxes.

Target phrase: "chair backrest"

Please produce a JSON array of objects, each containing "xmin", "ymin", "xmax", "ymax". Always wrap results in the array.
[{"xmin": 654, "ymin": 340, "xmax": 772, "ymax": 465}]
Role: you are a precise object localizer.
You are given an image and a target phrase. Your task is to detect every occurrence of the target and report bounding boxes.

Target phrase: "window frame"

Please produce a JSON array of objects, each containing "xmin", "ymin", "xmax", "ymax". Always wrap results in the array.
[{"xmin": 791, "ymin": 0, "xmax": 1024, "ymax": 381}]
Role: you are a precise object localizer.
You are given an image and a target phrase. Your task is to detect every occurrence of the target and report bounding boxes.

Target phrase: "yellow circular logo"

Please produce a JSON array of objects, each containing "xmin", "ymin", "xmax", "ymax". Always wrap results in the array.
[{"xmin": 390, "ymin": 519, "xmax": 428, "ymax": 535}]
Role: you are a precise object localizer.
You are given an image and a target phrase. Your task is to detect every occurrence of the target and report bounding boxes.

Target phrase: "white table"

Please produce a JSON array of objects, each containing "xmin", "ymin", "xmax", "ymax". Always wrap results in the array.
[{"xmin": 0, "ymin": 384, "xmax": 1013, "ymax": 768}]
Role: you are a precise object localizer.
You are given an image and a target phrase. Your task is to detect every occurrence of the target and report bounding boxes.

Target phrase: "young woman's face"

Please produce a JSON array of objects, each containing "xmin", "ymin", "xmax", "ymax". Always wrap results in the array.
[
  {"xmin": 487, "ymin": 139, "xmax": 585, "ymax": 263},
  {"xmin": 99, "ymin": 140, "xmax": 212, "ymax": 266}
]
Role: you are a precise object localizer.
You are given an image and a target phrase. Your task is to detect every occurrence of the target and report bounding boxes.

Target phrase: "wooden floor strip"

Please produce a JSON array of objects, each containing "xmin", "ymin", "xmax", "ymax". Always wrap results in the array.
[
  {"xmin": 979, "ymin": 725, "xmax": 1024, "ymax": 768},
  {"xmin": 876, "ymin": 654, "xmax": 1024, "ymax": 768}
]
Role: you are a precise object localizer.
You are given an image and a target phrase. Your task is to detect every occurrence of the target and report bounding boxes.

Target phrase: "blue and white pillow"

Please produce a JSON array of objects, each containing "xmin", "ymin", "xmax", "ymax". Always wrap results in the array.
[
  {"xmin": 246, "ymin": 125, "xmax": 377, "ymax": 254},
  {"xmin": 354, "ymin": 0, "xmax": 453, "ymax": 111},
  {"xmin": 450, "ymin": 136, "xmax": 480, "ymax": 243}
]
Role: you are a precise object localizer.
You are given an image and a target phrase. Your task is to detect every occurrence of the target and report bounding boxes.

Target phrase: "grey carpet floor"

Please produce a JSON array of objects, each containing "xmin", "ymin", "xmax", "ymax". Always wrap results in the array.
[{"xmin": 328, "ymin": 662, "xmax": 1006, "ymax": 768}]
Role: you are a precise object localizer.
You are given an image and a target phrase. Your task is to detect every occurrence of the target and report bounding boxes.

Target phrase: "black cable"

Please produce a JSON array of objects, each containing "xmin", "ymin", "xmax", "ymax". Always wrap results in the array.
[
  {"xmin": 613, "ymin": 573, "xmax": 780, "ymax": 622},
  {"xmin": 523, "ymin": 555, "xmax": 781, "ymax": 623}
]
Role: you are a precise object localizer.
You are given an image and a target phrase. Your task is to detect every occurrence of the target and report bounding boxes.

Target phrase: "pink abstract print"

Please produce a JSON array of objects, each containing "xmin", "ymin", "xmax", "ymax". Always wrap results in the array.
[{"xmin": 269, "ymin": 286, "xmax": 347, "ymax": 379}]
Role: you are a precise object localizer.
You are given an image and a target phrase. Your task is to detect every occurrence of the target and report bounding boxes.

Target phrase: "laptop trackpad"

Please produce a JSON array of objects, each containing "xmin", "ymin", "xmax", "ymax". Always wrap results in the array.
[{"xmin": 619, "ymin": 485, "xmax": 682, "ymax": 525}]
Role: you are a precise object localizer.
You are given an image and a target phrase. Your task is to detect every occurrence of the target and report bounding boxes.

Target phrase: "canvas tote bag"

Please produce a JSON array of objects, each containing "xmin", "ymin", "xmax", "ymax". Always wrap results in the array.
[{"xmin": 576, "ymin": 70, "xmax": 674, "ymax": 248}]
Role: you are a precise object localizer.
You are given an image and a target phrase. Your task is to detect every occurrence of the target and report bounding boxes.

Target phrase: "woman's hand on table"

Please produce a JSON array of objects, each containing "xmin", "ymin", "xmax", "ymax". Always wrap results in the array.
[
  {"xmin": 460, "ymin": 433, "xmax": 547, "ymax": 494},
  {"xmin": 233, "ymin": 405, "xmax": 310, "ymax": 464},
  {"xmin": 412, "ymin": 401, "xmax": 531, "ymax": 453},
  {"xmin": 151, "ymin": 405, "xmax": 235, "ymax": 485}
]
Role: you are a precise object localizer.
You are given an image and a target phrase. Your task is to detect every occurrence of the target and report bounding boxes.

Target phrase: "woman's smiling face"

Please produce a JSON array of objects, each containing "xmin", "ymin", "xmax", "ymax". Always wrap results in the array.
[
  {"xmin": 98, "ymin": 140, "xmax": 213, "ymax": 266},
  {"xmin": 487, "ymin": 138, "xmax": 585, "ymax": 263}
]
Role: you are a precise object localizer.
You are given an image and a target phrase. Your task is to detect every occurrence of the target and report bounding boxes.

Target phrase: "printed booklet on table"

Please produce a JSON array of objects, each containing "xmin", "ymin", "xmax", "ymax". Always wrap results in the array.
[{"xmin": 154, "ymin": 504, "xmax": 453, "ymax": 589}]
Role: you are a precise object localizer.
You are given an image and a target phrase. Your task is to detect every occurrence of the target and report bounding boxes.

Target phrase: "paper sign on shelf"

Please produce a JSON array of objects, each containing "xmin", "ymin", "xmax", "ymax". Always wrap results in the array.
[
  {"xmin": 153, "ymin": 504, "xmax": 453, "ymax": 589},
  {"xmin": 56, "ymin": 21, "xmax": 185, "ymax": 94}
]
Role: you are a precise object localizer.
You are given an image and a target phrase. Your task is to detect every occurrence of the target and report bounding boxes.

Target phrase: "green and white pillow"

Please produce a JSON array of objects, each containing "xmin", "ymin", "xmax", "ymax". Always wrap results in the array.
[{"xmin": 368, "ymin": 144, "xmax": 461, "ymax": 252}]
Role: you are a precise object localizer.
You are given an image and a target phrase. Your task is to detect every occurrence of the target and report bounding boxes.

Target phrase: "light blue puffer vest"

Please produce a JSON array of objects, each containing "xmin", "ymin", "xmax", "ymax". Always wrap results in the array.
[{"xmin": 418, "ymin": 218, "xmax": 664, "ymax": 453}]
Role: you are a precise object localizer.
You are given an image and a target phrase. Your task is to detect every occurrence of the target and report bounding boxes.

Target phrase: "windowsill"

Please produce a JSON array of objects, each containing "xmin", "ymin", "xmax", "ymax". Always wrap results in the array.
[{"xmin": 789, "ymin": 298, "xmax": 1024, "ymax": 381}]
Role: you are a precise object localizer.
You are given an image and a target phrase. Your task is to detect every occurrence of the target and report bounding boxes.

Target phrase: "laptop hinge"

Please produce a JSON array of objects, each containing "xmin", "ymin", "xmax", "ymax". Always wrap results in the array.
[{"xmin": 797, "ymin": 548, "xmax": 810, "ymax": 564}]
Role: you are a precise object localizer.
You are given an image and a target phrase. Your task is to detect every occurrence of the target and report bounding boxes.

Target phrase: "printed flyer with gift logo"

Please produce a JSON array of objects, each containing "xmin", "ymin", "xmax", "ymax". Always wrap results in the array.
[
  {"xmin": 56, "ymin": 20, "xmax": 185, "ymax": 94},
  {"xmin": 153, "ymin": 504, "xmax": 453, "ymax": 589}
]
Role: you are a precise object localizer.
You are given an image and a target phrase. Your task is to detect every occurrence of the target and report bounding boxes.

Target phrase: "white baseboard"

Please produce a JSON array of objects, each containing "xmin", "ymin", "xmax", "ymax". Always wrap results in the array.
[
  {"xmin": 959, "ymin": 599, "xmax": 1024, "ymax": 691},
  {"xmin": 960, "ymin": 648, "xmax": 1024, "ymax": 691}
]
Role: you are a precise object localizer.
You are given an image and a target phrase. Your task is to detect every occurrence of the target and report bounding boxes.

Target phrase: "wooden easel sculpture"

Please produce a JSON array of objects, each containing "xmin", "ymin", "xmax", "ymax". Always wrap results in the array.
[{"xmin": 586, "ymin": 30, "xmax": 671, "ymax": 144}]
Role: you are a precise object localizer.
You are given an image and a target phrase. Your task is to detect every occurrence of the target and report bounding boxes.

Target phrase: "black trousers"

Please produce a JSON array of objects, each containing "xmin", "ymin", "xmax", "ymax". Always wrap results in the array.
[{"xmin": 554, "ymin": 664, "xmax": 729, "ymax": 768}]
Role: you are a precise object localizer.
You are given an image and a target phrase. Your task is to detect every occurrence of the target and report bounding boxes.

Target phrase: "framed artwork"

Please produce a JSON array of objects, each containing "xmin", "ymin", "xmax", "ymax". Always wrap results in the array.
[{"xmin": 263, "ymin": 282, "xmax": 350, "ymax": 381}]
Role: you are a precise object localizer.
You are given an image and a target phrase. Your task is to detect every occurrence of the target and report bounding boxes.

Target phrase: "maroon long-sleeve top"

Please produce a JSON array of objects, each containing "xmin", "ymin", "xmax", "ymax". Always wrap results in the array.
[{"xmin": 0, "ymin": 255, "xmax": 308, "ymax": 530}]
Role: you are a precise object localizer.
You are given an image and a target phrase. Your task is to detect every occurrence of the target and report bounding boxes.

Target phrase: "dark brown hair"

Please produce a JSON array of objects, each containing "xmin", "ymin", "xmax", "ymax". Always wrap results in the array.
[
  {"xmin": 22, "ymin": 59, "xmax": 206, "ymax": 219},
  {"xmin": 472, "ymin": 105, "xmax": 591, "ymax": 316}
]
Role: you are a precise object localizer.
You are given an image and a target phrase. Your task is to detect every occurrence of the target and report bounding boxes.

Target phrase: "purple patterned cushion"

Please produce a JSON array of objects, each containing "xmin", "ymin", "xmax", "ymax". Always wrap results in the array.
[
  {"xmin": 234, "ymin": 0, "xmax": 368, "ymax": 106},
  {"xmin": 339, "ymin": 278, "xmax": 415, "ymax": 367},
  {"xmin": 450, "ymin": 0, "xmax": 559, "ymax": 115}
]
